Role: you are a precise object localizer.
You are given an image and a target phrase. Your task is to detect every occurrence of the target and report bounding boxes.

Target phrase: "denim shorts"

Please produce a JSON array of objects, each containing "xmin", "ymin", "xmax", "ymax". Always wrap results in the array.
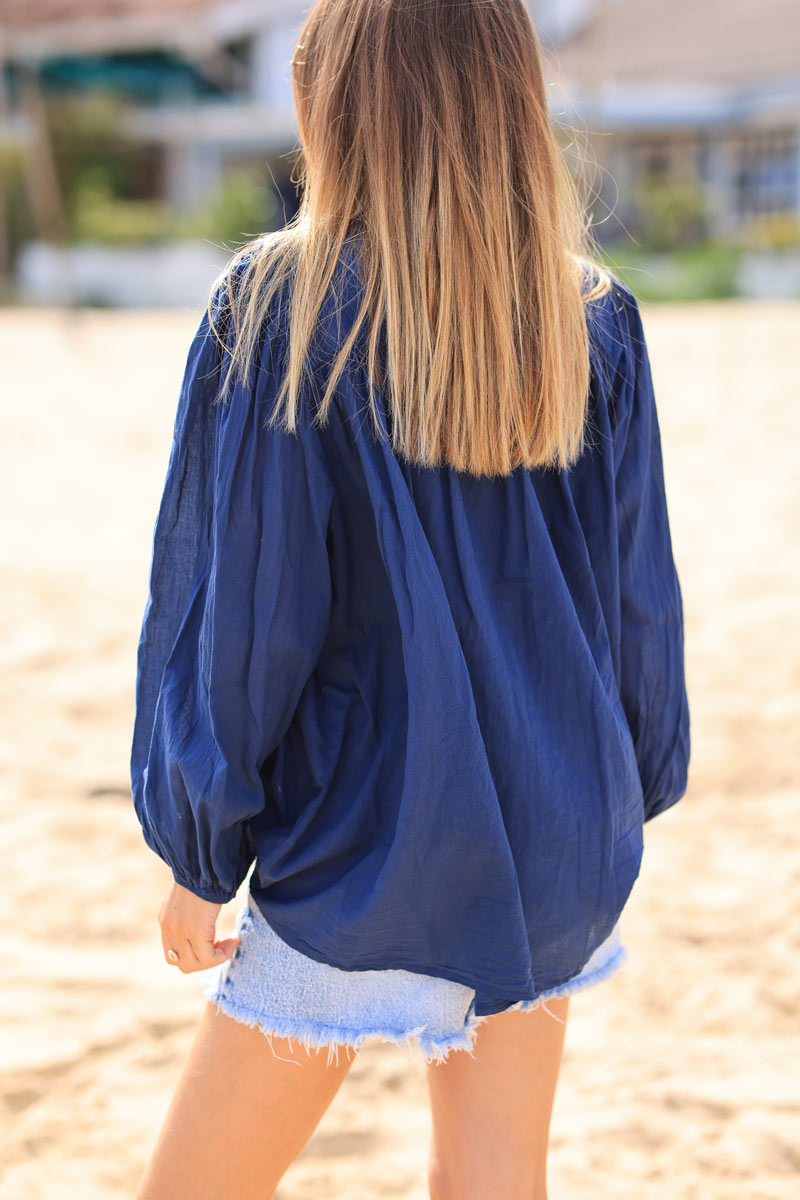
[{"xmin": 200, "ymin": 889, "xmax": 627, "ymax": 1067}]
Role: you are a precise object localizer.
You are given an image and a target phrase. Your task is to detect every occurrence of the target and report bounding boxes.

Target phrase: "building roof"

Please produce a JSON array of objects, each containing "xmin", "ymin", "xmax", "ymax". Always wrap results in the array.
[
  {"xmin": 4, "ymin": 0, "xmax": 798, "ymax": 129},
  {"xmin": 2, "ymin": 0, "xmax": 216, "ymax": 29},
  {"xmin": 0, "ymin": 0, "xmax": 296, "ymax": 57},
  {"xmin": 546, "ymin": 0, "xmax": 800, "ymax": 92}
]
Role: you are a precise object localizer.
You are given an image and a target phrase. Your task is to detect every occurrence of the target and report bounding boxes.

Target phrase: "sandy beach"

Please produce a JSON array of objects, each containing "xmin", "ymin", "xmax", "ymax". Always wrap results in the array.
[{"xmin": 0, "ymin": 296, "xmax": 798, "ymax": 1198}]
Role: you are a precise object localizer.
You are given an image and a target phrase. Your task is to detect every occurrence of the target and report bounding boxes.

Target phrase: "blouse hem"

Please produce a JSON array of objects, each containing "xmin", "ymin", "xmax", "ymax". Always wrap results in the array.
[{"xmin": 248, "ymin": 889, "xmax": 623, "ymax": 1013}]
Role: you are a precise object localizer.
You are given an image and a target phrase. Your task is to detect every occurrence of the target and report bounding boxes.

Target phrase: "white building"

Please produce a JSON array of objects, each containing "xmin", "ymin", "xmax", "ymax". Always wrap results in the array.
[{"xmin": 3, "ymin": 0, "xmax": 799, "ymax": 290}]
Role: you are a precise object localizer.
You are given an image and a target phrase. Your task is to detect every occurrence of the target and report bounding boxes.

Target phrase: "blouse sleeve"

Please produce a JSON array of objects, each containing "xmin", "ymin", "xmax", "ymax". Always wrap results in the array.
[
  {"xmin": 611, "ymin": 283, "xmax": 691, "ymax": 823},
  {"xmin": 129, "ymin": 286, "xmax": 336, "ymax": 903}
]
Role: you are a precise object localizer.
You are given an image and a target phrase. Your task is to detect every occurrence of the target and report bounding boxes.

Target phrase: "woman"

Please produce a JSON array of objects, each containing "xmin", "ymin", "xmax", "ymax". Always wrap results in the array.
[{"xmin": 130, "ymin": 1, "xmax": 690, "ymax": 1197}]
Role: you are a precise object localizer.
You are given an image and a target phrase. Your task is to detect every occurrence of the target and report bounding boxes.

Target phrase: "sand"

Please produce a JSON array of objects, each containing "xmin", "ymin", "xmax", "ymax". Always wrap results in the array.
[{"xmin": 0, "ymin": 298, "xmax": 798, "ymax": 1198}]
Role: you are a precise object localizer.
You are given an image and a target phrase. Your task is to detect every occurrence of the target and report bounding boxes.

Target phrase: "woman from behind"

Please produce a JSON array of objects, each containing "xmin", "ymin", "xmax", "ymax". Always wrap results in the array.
[{"xmin": 130, "ymin": 2, "xmax": 690, "ymax": 1198}]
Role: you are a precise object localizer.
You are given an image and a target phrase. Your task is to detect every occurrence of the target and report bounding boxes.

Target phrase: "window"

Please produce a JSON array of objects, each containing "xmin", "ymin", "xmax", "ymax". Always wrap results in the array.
[{"xmin": 731, "ymin": 128, "xmax": 799, "ymax": 220}]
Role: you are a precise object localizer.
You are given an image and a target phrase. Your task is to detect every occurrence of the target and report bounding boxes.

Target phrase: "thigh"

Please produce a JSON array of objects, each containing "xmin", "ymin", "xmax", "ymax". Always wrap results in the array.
[
  {"xmin": 425, "ymin": 995, "xmax": 570, "ymax": 1200},
  {"xmin": 136, "ymin": 999, "xmax": 358, "ymax": 1200}
]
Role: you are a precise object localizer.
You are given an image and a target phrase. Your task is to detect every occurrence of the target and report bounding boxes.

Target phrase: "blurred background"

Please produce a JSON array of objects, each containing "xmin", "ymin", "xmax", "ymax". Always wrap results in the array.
[
  {"xmin": 1, "ymin": 4, "xmax": 798, "ymax": 1199},
  {"xmin": 2, "ymin": 0, "xmax": 800, "ymax": 305}
]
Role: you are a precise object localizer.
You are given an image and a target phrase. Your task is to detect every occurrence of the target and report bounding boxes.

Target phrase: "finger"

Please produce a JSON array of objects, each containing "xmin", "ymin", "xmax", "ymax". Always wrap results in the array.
[
  {"xmin": 189, "ymin": 933, "xmax": 240, "ymax": 970},
  {"xmin": 178, "ymin": 940, "xmax": 204, "ymax": 973},
  {"xmin": 212, "ymin": 936, "xmax": 240, "ymax": 961}
]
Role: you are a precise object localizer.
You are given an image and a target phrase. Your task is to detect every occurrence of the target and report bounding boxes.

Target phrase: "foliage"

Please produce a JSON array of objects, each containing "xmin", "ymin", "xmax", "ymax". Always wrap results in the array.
[
  {"xmin": 69, "ymin": 167, "xmax": 279, "ymax": 247},
  {"xmin": 71, "ymin": 171, "xmax": 169, "ymax": 243},
  {"xmin": 174, "ymin": 169, "xmax": 280, "ymax": 248},
  {"xmin": 730, "ymin": 212, "xmax": 800, "ymax": 251},
  {"xmin": 0, "ymin": 140, "xmax": 33, "ymax": 257},
  {"xmin": 632, "ymin": 173, "xmax": 713, "ymax": 252},
  {"xmin": 42, "ymin": 91, "xmax": 280, "ymax": 247},
  {"xmin": 47, "ymin": 92, "xmax": 152, "ymax": 226},
  {"xmin": 597, "ymin": 239, "xmax": 743, "ymax": 302}
]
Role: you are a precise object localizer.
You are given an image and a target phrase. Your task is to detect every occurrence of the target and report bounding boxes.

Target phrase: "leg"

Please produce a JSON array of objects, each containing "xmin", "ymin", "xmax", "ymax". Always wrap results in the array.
[
  {"xmin": 136, "ymin": 999, "xmax": 358, "ymax": 1200},
  {"xmin": 425, "ymin": 995, "xmax": 570, "ymax": 1200}
]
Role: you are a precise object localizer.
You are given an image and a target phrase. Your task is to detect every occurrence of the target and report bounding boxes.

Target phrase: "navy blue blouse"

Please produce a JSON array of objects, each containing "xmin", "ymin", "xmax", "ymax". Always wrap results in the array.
[{"xmin": 130, "ymin": 245, "xmax": 690, "ymax": 1017}]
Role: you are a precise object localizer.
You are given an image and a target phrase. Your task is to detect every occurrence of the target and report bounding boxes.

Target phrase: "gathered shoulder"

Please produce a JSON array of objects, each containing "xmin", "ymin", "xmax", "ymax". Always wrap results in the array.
[{"xmin": 583, "ymin": 265, "xmax": 647, "ymax": 391}]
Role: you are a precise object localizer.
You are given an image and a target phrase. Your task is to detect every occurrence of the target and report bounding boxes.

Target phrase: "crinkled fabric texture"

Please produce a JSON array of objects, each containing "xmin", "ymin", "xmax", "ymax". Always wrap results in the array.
[
  {"xmin": 200, "ymin": 889, "xmax": 628, "ymax": 1065},
  {"xmin": 130, "ymin": 240, "xmax": 690, "ymax": 1018}
]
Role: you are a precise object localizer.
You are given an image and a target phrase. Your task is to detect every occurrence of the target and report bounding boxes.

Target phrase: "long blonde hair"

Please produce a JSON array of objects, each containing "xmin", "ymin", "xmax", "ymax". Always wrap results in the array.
[{"xmin": 208, "ymin": 0, "xmax": 613, "ymax": 479}]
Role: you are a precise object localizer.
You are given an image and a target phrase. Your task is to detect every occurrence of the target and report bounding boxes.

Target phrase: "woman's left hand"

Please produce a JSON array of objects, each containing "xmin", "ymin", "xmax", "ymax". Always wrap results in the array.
[{"xmin": 158, "ymin": 881, "xmax": 240, "ymax": 973}]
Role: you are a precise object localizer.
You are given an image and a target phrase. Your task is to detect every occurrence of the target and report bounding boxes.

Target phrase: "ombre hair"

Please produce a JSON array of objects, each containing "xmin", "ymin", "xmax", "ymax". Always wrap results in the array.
[{"xmin": 208, "ymin": 0, "xmax": 613, "ymax": 478}]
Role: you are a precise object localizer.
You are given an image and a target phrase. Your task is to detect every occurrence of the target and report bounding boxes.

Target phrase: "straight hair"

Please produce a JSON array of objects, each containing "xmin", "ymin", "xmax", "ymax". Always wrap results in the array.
[{"xmin": 208, "ymin": 0, "xmax": 613, "ymax": 478}]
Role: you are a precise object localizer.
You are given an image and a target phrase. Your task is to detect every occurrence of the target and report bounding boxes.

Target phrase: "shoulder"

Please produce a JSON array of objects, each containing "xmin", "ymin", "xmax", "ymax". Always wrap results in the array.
[
  {"xmin": 207, "ymin": 238, "xmax": 291, "ymax": 343},
  {"xmin": 210, "ymin": 235, "xmax": 368, "ymax": 382},
  {"xmin": 579, "ymin": 264, "xmax": 649, "ymax": 392},
  {"xmin": 580, "ymin": 260, "xmax": 638, "ymax": 336}
]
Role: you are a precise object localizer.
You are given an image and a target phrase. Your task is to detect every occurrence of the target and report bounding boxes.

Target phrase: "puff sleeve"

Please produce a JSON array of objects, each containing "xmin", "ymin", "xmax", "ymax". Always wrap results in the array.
[
  {"xmin": 130, "ymin": 289, "xmax": 336, "ymax": 902},
  {"xmin": 612, "ymin": 284, "xmax": 691, "ymax": 822}
]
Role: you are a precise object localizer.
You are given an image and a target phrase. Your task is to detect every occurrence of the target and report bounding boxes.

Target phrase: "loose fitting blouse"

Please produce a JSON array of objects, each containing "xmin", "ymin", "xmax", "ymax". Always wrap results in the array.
[{"xmin": 130, "ymin": 245, "xmax": 690, "ymax": 1017}]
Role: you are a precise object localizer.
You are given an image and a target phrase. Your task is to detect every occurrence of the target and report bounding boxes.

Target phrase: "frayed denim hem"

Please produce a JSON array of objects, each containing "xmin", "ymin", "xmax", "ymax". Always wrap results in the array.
[
  {"xmin": 201, "ymin": 978, "xmax": 484, "ymax": 1068},
  {"xmin": 468, "ymin": 942, "xmax": 629, "ymax": 1029},
  {"xmin": 199, "ymin": 942, "xmax": 628, "ymax": 1067},
  {"xmin": 195, "ymin": 894, "xmax": 628, "ymax": 1066}
]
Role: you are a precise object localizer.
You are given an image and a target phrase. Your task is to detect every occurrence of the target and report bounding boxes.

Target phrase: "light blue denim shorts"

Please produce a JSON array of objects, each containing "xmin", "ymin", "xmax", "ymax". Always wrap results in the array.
[{"xmin": 200, "ymin": 889, "xmax": 627, "ymax": 1066}]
